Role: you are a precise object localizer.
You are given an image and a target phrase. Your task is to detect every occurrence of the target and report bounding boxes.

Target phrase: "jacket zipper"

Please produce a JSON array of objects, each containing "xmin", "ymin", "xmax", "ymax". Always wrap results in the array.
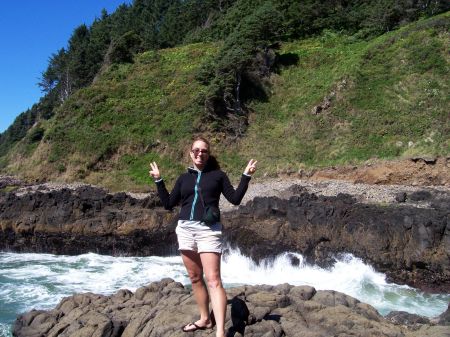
[{"xmin": 190, "ymin": 171, "xmax": 202, "ymax": 220}]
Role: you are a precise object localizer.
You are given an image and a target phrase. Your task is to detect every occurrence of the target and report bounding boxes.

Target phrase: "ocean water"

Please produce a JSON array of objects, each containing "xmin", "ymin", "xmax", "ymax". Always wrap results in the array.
[{"xmin": 1, "ymin": 250, "xmax": 449, "ymax": 337}]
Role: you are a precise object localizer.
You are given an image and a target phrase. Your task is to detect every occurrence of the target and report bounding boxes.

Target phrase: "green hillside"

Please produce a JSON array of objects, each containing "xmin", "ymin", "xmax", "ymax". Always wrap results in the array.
[
  {"xmin": 1, "ymin": 13, "xmax": 449, "ymax": 191},
  {"xmin": 244, "ymin": 15, "xmax": 449, "ymax": 170}
]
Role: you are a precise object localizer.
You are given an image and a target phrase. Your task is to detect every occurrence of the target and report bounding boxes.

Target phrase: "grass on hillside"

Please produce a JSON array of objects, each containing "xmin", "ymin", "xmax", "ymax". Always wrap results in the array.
[
  {"xmin": 7, "ymin": 43, "xmax": 219, "ymax": 191},
  {"xmin": 231, "ymin": 14, "xmax": 449, "ymax": 177},
  {"xmin": 2, "ymin": 13, "xmax": 449, "ymax": 191}
]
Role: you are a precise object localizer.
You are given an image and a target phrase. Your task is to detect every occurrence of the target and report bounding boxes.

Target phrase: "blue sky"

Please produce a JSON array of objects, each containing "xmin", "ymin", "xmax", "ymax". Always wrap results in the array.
[{"xmin": 0, "ymin": 0, "xmax": 132, "ymax": 133}]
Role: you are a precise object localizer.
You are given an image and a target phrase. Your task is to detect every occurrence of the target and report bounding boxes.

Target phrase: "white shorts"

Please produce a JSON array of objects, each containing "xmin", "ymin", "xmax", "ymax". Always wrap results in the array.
[{"xmin": 175, "ymin": 220, "xmax": 223, "ymax": 253}]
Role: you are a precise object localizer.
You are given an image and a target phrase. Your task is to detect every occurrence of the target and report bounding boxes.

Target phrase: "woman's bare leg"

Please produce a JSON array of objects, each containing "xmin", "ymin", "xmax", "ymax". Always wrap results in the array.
[
  {"xmin": 201, "ymin": 252, "xmax": 226, "ymax": 337},
  {"xmin": 180, "ymin": 250, "xmax": 212, "ymax": 328}
]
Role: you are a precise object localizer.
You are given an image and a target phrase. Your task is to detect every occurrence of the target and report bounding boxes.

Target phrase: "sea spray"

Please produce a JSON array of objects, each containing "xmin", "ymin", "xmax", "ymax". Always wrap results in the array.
[{"xmin": 0, "ymin": 250, "xmax": 448, "ymax": 336}]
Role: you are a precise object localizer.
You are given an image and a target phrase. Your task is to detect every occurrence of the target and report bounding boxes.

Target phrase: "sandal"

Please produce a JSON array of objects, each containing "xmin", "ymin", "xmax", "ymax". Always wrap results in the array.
[{"xmin": 182, "ymin": 321, "xmax": 213, "ymax": 332}]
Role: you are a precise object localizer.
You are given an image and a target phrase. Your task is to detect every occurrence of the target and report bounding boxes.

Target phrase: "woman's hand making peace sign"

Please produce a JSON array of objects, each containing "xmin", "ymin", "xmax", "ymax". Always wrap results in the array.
[
  {"xmin": 244, "ymin": 159, "xmax": 257, "ymax": 176},
  {"xmin": 149, "ymin": 161, "xmax": 161, "ymax": 180}
]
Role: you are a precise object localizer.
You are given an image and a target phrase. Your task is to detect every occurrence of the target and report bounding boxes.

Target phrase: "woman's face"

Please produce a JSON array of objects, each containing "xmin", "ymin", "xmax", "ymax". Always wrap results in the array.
[{"xmin": 190, "ymin": 140, "xmax": 209, "ymax": 169}]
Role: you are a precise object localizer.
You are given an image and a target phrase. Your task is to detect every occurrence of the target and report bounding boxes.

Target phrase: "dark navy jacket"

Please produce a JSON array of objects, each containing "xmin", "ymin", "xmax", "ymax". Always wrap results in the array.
[{"xmin": 155, "ymin": 167, "xmax": 251, "ymax": 221}]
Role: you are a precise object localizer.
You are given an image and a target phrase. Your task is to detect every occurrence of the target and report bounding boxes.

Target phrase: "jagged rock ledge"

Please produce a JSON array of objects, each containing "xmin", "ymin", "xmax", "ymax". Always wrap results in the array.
[
  {"xmin": 0, "ymin": 181, "xmax": 178, "ymax": 256},
  {"xmin": 0, "ymin": 176, "xmax": 449, "ymax": 292},
  {"xmin": 13, "ymin": 278, "xmax": 450, "ymax": 337}
]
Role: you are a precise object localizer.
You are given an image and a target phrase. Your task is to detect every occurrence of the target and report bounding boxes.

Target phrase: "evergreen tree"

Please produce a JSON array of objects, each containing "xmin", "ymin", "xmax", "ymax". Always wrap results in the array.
[
  {"xmin": 67, "ymin": 24, "xmax": 92, "ymax": 89},
  {"xmin": 39, "ymin": 48, "xmax": 71, "ymax": 102},
  {"xmin": 199, "ymin": 1, "xmax": 283, "ymax": 136}
]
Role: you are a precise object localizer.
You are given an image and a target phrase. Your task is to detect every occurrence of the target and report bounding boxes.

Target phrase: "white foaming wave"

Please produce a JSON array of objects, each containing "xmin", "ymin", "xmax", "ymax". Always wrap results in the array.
[
  {"xmin": 53, "ymin": 254, "xmax": 188, "ymax": 294},
  {"xmin": 222, "ymin": 250, "xmax": 383, "ymax": 291},
  {"xmin": 1, "ymin": 252, "xmax": 57, "ymax": 263},
  {"xmin": 0, "ymin": 252, "xmax": 189, "ymax": 318},
  {"xmin": 56, "ymin": 255, "xmax": 187, "ymax": 294},
  {"xmin": 14, "ymin": 284, "xmax": 52, "ymax": 303},
  {"xmin": 0, "ymin": 323, "xmax": 12, "ymax": 337},
  {"xmin": 139, "ymin": 256, "xmax": 189, "ymax": 286},
  {"xmin": 0, "ymin": 283, "xmax": 56, "ymax": 316},
  {"xmin": 2, "ymin": 264, "xmax": 54, "ymax": 280},
  {"xmin": 316, "ymin": 253, "xmax": 387, "ymax": 292},
  {"xmin": 221, "ymin": 249, "xmax": 449, "ymax": 317}
]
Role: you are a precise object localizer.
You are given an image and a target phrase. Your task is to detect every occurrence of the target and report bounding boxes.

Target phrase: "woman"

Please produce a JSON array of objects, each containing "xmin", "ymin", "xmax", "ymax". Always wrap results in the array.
[{"xmin": 149, "ymin": 136, "xmax": 257, "ymax": 336}]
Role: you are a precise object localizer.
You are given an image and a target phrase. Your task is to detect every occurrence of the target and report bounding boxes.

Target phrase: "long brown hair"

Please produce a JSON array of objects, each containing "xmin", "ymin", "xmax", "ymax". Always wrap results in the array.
[{"xmin": 191, "ymin": 136, "xmax": 220, "ymax": 170}]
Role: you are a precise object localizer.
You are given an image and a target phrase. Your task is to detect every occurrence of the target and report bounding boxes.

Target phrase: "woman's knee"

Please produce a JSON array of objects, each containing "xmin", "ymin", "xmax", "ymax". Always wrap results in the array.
[
  {"xmin": 205, "ymin": 273, "xmax": 223, "ymax": 289},
  {"xmin": 188, "ymin": 271, "xmax": 204, "ymax": 284}
]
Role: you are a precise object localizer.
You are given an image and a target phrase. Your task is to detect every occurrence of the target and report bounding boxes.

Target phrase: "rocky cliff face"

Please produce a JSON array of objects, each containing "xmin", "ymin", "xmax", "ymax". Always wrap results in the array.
[
  {"xmin": 0, "ymin": 184, "xmax": 178, "ymax": 256},
  {"xmin": 12, "ymin": 278, "xmax": 450, "ymax": 337},
  {"xmin": 0, "ymin": 179, "xmax": 449, "ymax": 292}
]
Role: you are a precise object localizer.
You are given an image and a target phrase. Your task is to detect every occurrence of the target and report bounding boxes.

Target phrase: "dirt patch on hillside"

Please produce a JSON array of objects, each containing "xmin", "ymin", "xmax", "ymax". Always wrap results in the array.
[
  {"xmin": 220, "ymin": 156, "xmax": 450, "ymax": 212},
  {"xmin": 307, "ymin": 156, "xmax": 450, "ymax": 186}
]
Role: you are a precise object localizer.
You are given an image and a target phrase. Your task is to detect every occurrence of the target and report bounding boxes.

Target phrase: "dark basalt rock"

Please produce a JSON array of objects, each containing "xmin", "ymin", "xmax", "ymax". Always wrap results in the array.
[
  {"xmin": 386, "ymin": 311, "xmax": 431, "ymax": 326},
  {"xmin": 437, "ymin": 303, "xmax": 450, "ymax": 325},
  {"xmin": 0, "ymin": 175, "xmax": 23, "ymax": 190},
  {"xmin": 408, "ymin": 190, "xmax": 432, "ymax": 201},
  {"xmin": 411, "ymin": 156, "xmax": 437, "ymax": 164},
  {"xmin": 0, "ymin": 186, "xmax": 178, "ymax": 256},
  {"xmin": 395, "ymin": 192, "xmax": 407, "ymax": 202},
  {"xmin": 12, "ymin": 279, "xmax": 449, "ymax": 337}
]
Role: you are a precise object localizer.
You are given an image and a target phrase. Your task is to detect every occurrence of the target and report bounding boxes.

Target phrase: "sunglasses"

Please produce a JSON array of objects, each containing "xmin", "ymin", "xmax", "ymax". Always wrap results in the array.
[{"xmin": 191, "ymin": 148, "xmax": 209, "ymax": 156}]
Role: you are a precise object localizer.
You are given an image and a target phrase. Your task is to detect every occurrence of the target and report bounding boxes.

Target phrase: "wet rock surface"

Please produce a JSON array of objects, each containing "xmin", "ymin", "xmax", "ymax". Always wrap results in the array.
[{"xmin": 12, "ymin": 279, "xmax": 450, "ymax": 337}]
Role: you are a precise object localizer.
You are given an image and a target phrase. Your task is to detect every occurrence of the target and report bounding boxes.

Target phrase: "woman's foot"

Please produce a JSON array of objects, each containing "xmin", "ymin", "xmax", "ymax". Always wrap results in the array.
[{"xmin": 182, "ymin": 319, "xmax": 213, "ymax": 332}]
